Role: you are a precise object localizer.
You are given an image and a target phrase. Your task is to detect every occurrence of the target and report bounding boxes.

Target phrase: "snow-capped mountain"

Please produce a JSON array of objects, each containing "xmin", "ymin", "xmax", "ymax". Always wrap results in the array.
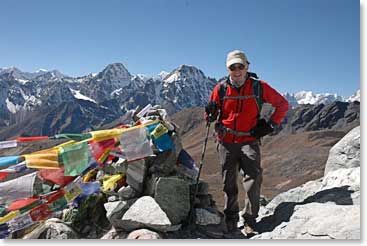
[
  {"xmin": 159, "ymin": 65, "xmax": 217, "ymax": 112},
  {"xmin": 0, "ymin": 63, "xmax": 217, "ymax": 127},
  {"xmin": 346, "ymin": 89, "xmax": 360, "ymax": 102},
  {"xmin": 0, "ymin": 63, "xmax": 360, "ymax": 129},
  {"xmin": 0, "ymin": 67, "xmax": 40, "ymax": 84},
  {"xmin": 283, "ymin": 91, "xmax": 351, "ymax": 108}
]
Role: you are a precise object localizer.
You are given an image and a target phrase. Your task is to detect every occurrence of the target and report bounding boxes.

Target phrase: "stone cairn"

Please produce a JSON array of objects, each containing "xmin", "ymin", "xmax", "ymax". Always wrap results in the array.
[{"xmin": 12, "ymin": 105, "xmax": 226, "ymax": 239}]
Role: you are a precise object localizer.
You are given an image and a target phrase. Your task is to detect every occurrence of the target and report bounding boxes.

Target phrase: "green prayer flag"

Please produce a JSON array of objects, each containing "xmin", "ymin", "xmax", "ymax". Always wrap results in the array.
[
  {"xmin": 0, "ymin": 206, "xmax": 5, "ymax": 216},
  {"xmin": 54, "ymin": 133, "xmax": 92, "ymax": 141},
  {"xmin": 19, "ymin": 200, "xmax": 43, "ymax": 214},
  {"xmin": 60, "ymin": 142, "xmax": 90, "ymax": 176},
  {"xmin": 48, "ymin": 196, "xmax": 67, "ymax": 212}
]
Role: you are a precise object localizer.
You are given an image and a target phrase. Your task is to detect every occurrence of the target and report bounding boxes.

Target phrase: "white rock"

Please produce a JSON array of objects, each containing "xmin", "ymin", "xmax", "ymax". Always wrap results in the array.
[
  {"xmin": 324, "ymin": 126, "xmax": 360, "ymax": 175},
  {"xmin": 127, "ymin": 229, "xmax": 162, "ymax": 239},
  {"xmin": 253, "ymin": 203, "xmax": 360, "ymax": 239},
  {"xmin": 121, "ymin": 196, "xmax": 171, "ymax": 232}
]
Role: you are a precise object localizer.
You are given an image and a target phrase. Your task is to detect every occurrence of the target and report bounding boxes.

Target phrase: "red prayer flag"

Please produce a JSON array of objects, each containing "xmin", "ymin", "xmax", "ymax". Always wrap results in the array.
[
  {"xmin": 42, "ymin": 189, "xmax": 65, "ymax": 203},
  {"xmin": 29, "ymin": 204, "xmax": 52, "ymax": 221},
  {"xmin": 7, "ymin": 198, "xmax": 39, "ymax": 211},
  {"xmin": 16, "ymin": 136, "xmax": 49, "ymax": 142},
  {"xmin": 39, "ymin": 167, "xmax": 76, "ymax": 186},
  {"xmin": 89, "ymin": 138, "xmax": 119, "ymax": 165},
  {"xmin": 0, "ymin": 172, "xmax": 10, "ymax": 181}
]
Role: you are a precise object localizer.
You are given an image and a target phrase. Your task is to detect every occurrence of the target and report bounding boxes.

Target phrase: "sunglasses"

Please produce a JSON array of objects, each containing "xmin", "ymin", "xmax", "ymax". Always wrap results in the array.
[{"xmin": 229, "ymin": 64, "xmax": 246, "ymax": 71}]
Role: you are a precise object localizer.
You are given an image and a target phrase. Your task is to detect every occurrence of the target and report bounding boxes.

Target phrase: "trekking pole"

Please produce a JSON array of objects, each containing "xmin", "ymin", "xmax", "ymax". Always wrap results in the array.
[{"xmin": 188, "ymin": 117, "xmax": 212, "ymax": 225}]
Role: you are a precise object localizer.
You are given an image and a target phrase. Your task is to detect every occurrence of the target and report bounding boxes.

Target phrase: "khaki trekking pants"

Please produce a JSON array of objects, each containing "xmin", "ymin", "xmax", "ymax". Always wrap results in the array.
[{"xmin": 217, "ymin": 140, "xmax": 262, "ymax": 224}]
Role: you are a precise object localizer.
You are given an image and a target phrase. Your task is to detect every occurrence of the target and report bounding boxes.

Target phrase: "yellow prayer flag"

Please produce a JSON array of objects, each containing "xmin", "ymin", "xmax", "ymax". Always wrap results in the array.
[
  {"xmin": 82, "ymin": 169, "xmax": 98, "ymax": 182},
  {"xmin": 151, "ymin": 123, "xmax": 169, "ymax": 139},
  {"xmin": 90, "ymin": 129, "xmax": 124, "ymax": 141},
  {"xmin": 0, "ymin": 210, "xmax": 18, "ymax": 224},
  {"xmin": 64, "ymin": 184, "xmax": 83, "ymax": 202},
  {"xmin": 23, "ymin": 148, "xmax": 59, "ymax": 169},
  {"xmin": 90, "ymin": 120, "xmax": 160, "ymax": 142},
  {"xmin": 102, "ymin": 174, "xmax": 124, "ymax": 192}
]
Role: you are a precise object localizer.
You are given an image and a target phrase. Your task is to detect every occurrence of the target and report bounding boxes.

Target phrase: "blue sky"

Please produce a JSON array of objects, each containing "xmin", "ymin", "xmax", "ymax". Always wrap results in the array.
[{"xmin": 0, "ymin": 0, "xmax": 360, "ymax": 96}]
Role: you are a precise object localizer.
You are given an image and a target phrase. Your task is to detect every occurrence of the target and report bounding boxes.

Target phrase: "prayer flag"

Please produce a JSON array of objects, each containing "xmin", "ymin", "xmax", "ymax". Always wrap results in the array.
[
  {"xmin": 90, "ymin": 129, "xmax": 123, "ymax": 141},
  {"xmin": 151, "ymin": 123, "xmax": 169, "ymax": 139},
  {"xmin": 7, "ymin": 198, "xmax": 40, "ymax": 211},
  {"xmin": 60, "ymin": 142, "xmax": 90, "ymax": 176},
  {"xmin": 89, "ymin": 138, "xmax": 118, "ymax": 165},
  {"xmin": 7, "ymin": 213, "xmax": 34, "ymax": 232},
  {"xmin": 0, "ymin": 172, "xmax": 10, "ymax": 182},
  {"xmin": 80, "ymin": 181, "xmax": 100, "ymax": 195},
  {"xmin": 0, "ymin": 140, "xmax": 17, "ymax": 149},
  {"xmin": 0, "ymin": 156, "xmax": 19, "ymax": 167},
  {"xmin": 119, "ymin": 127, "xmax": 153, "ymax": 161},
  {"xmin": 0, "ymin": 172, "xmax": 37, "ymax": 205},
  {"xmin": 39, "ymin": 167, "xmax": 76, "ymax": 186},
  {"xmin": 64, "ymin": 177, "xmax": 83, "ymax": 202},
  {"xmin": 54, "ymin": 133, "xmax": 92, "ymax": 141},
  {"xmin": 0, "ymin": 211, "xmax": 18, "ymax": 224},
  {"xmin": 29, "ymin": 204, "xmax": 52, "ymax": 221},
  {"xmin": 101, "ymin": 174, "xmax": 124, "ymax": 192},
  {"xmin": 16, "ymin": 136, "xmax": 49, "ymax": 142},
  {"xmin": 23, "ymin": 149, "xmax": 59, "ymax": 169}
]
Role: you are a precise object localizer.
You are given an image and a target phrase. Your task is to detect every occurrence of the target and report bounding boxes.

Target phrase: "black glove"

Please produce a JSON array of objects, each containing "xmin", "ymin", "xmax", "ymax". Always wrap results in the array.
[
  {"xmin": 205, "ymin": 101, "xmax": 218, "ymax": 123},
  {"xmin": 250, "ymin": 119, "xmax": 275, "ymax": 138}
]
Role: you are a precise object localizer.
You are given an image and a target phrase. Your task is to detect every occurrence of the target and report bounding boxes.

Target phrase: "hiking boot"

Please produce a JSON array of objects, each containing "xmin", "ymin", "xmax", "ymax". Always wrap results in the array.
[
  {"xmin": 223, "ymin": 229, "xmax": 246, "ymax": 239},
  {"xmin": 241, "ymin": 222, "xmax": 259, "ymax": 237},
  {"xmin": 225, "ymin": 220, "xmax": 237, "ymax": 233},
  {"xmin": 224, "ymin": 220, "xmax": 247, "ymax": 239}
]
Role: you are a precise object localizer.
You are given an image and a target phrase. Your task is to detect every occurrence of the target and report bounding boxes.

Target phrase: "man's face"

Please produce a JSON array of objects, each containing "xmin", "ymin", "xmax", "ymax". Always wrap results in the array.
[{"xmin": 228, "ymin": 63, "xmax": 248, "ymax": 83}]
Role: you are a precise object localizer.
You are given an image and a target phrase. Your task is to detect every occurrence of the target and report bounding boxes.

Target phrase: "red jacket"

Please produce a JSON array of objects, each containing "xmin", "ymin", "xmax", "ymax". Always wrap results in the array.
[{"xmin": 208, "ymin": 77, "xmax": 289, "ymax": 144}]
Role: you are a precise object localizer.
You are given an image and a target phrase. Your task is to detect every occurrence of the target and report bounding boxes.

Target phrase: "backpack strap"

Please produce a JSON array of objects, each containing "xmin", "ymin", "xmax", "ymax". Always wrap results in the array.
[
  {"xmin": 217, "ymin": 79, "xmax": 228, "ymax": 122},
  {"xmin": 250, "ymin": 77, "xmax": 264, "ymax": 120}
]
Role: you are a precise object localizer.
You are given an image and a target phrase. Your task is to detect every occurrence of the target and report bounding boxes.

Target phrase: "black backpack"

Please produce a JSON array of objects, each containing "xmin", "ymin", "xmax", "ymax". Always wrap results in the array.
[{"xmin": 217, "ymin": 72, "xmax": 264, "ymax": 122}]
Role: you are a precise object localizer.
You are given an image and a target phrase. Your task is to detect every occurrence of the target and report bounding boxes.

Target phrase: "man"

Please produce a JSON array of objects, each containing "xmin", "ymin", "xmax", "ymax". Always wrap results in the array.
[{"xmin": 205, "ymin": 50, "xmax": 289, "ymax": 236}]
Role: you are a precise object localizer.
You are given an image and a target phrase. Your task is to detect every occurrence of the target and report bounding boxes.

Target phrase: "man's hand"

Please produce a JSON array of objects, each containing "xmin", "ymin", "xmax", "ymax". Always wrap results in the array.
[
  {"xmin": 205, "ymin": 101, "xmax": 218, "ymax": 123},
  {"xmin": 250, "ymin": 119, "xmax": 275, "ymax": 138}
]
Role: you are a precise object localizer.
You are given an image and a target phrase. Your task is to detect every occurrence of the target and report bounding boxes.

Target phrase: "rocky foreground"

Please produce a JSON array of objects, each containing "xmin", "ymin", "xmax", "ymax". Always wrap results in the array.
[{"xmin": 6, "ymin": 120, "xmax": 360, "ymax": 239}]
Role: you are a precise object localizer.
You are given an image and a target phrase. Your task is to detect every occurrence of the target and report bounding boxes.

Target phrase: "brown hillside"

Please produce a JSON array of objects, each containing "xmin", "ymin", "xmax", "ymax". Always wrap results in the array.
[{"xmin": 171, "ymin": 107, "xmax": 347, "ymax": 210}]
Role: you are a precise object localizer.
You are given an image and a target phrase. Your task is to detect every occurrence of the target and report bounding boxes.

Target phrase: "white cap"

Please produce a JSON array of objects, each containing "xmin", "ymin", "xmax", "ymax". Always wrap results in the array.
[{"xmin": 226, "ymin": 50, "xmax": 250, "ymax": 68}]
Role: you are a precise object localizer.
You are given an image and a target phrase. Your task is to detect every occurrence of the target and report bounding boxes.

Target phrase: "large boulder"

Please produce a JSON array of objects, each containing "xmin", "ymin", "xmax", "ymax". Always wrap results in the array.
[
  {"xmin": 126, "ymin": 159, "xmax": 147, "ymax": 193},
  {"xmin": 62, "ymin": 194, "xmax": 110, "ymax": 239},
  {"xmin": 100, "ymin": 228, "xmax": 127, "ymax": 239},
  {"xmin": 195, "ymin": 208, "xmax": 221, "ymax": 226},
  {"xmin": 118, "ymin": 185, "xmax": 139, "ymax": 200},
  {"xmin": 154, "ymin": 177, "xmax": 190, "ymax": 225},
  {"xmin": 258, "ymin": 167, "xmax": 360, "ymax": 228},
  {"xmin": 120, "ymin": 196, "xmax": 171, "ymax": 232},
  {"xmin": 259, "ymin": 178, "xmax": 323, "ymax": 217},
  {"xmin": 148, "ymin": 150, "xmax": 177, "ymax": 176},
  {"xmin": 321, "ymin": 167, "xmax": 360, "ymax": 205},
  {"xmin": 253, "ymin": 203, "xmax": 360, "ymax": 239},
  {"xmin": 127, "ymin": 229, "xmax": 162, "ymax": 239},
  {"xmin": 23, "ymin": 218, "xmax": 78, "ymax": 239},
  {"xmin": 104, "ymin": 201, "xmax": 130, "ymax": 229},
  {"xmin": 324, "ymin": 126, "xmax": 360, "ymax": 175}
]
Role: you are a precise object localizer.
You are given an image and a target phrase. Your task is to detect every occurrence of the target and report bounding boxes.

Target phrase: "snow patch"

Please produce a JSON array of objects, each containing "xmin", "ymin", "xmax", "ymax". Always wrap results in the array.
[
  {"xmin": 36, "ymin": 68, "xmax": 48, "ymax": 73},
  {"xmin": 70, "ymin": 88, "xmax": 96, "ymax": 103},
  {"xmin": 6, "ymin": 98, "xmax": 21, "ymax": 114},
  {"xmin": 346, "ymin": 89, "xmax": 360, "ymax": 102},
  {"xmin": 16, "ymin": 78, "xmax": 30, "ymax": 84}
]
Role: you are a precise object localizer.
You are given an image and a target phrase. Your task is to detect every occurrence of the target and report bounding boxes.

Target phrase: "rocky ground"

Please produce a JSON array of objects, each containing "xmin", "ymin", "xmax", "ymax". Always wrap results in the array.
[{"xmin": 0, "ymin": 106, "xmax": 360, "ymax": 240}]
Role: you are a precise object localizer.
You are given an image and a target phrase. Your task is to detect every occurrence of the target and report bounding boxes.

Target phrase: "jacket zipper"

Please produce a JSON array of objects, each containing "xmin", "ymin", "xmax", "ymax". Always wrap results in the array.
[
  {"xmin": 239, "ymin": 85, "xmax": 245, "ymax": 113},
  {"xmin": 232, "ymin": 87, "xmax": 241, "ymax": 143}
]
